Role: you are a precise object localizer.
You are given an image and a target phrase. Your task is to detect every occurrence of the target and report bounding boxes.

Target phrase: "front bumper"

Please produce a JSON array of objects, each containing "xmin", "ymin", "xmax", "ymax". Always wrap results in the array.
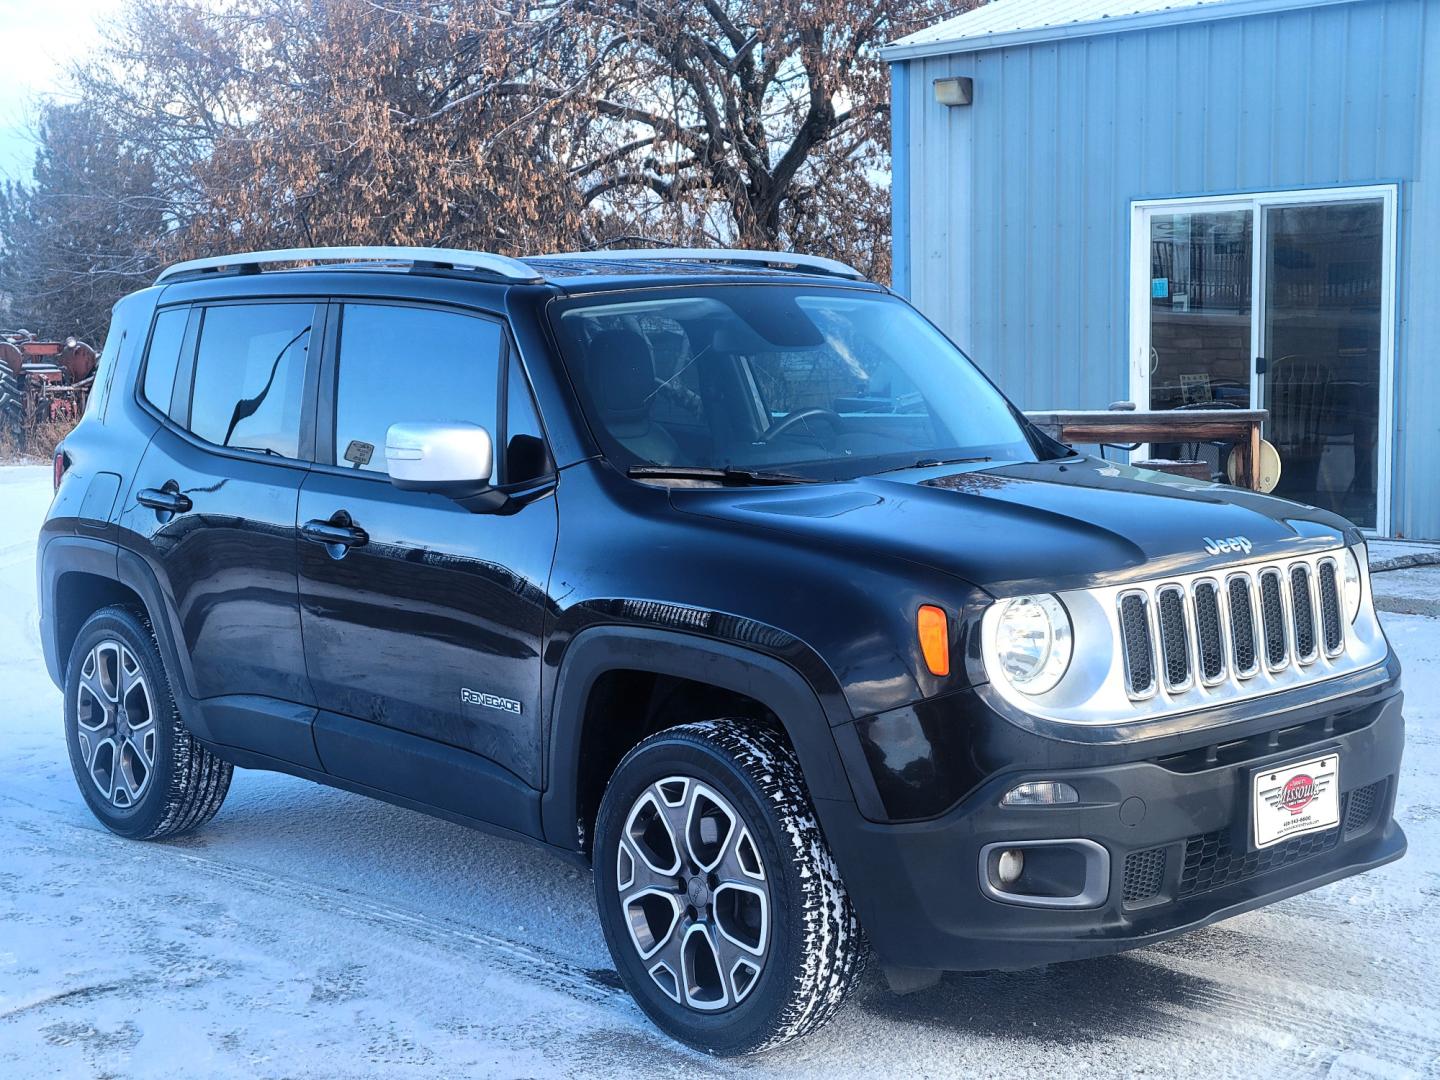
[{"xmin": 819, "ymin": 670, "xmax": 1406, "ymax": 972}]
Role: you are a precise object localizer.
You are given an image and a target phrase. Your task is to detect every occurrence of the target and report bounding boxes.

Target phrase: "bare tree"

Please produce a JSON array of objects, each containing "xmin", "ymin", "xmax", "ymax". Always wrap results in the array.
[
  {"xmin": 536, "ymin": 0, "xmax": 959, "ymax": 277},
  {"xmin": 72, "ymin": 0, "xmax": 593, "ymax": 256},
  {"xmin": 20, "ymin": 0, "xmax": 970, "ymax": 290}
]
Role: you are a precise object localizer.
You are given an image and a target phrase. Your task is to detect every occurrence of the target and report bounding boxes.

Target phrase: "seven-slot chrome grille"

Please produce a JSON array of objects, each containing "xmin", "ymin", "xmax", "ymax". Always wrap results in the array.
[
  {"xmin": 979, "ymin": 544, "xmax": 1386, "ymax": 726},
  {"xmin": 1119, "ymin": 555, "xmax": 1348, "ymax": 701}
]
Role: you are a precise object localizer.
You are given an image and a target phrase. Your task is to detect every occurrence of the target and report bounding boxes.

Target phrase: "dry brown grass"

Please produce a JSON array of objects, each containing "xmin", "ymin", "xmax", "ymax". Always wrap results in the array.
[
  {"xmin": 28, "ymin": 419, "xmax": 76, "ymax": 461},
  {"xmin": 0, "ymin": 415, "xmax": 78, "ymax": 464}
]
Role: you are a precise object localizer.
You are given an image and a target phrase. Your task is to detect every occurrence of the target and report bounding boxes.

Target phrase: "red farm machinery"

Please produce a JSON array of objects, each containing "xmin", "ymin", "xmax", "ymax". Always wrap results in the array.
[{"xmin": 0, "ymin": 330, "xmax": 99, "ymax": 450}]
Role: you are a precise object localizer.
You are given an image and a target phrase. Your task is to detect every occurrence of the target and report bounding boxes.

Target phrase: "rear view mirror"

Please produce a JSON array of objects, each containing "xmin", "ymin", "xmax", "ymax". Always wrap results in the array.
[{"xmin": 385, "ymin": 421, "xmax": 505, "ymax": 511}]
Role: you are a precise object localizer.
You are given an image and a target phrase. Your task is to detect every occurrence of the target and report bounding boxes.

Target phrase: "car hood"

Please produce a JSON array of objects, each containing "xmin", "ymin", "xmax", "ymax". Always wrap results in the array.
[{"xmin": 667, "ymin": 456, "xmax": 1358, "ymax": 595}]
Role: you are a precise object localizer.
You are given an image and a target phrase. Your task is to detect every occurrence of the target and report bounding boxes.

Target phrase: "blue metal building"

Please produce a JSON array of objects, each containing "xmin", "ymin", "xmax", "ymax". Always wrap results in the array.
[{"xmin": 883, "ymin": 0, "xmax": 1440, "ymax": 538}]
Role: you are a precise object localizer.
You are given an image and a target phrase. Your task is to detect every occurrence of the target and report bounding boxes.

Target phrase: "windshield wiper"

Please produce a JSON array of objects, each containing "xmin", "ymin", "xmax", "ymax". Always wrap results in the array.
[
  {"xmin": 876, "ymin": 455, "xmax": 993, "ymax": 474},
  {"xmin": 627, "ymin": 465, "xmax": 819, "ymax": 486}
]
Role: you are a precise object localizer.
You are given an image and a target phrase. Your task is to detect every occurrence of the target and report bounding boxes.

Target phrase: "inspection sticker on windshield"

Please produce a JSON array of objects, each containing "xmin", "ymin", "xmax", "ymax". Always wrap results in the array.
[{"xmin": 1252, "ymin": 754, "xmax": 1340, "ymax": 849}]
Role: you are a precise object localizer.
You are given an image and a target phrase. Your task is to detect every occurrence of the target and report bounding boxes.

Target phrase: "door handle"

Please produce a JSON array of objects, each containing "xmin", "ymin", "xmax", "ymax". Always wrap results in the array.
[
  {"xmin": 136, "ymin": 484, "xmax": 192, "ymax": 514},
  {"xmin": 300, "ymin": 513, "xmax": 368, "ymax": 550}
]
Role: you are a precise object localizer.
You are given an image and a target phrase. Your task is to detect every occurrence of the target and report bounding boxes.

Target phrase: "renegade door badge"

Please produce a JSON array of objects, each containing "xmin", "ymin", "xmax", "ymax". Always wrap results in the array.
[
  {"xmin": 460, "ymin": 688, "xmax": 522, "ymax": 715},
  {"xmin": 1203, "ymin": 535, "xmax": 1253, "ymax": 557}
]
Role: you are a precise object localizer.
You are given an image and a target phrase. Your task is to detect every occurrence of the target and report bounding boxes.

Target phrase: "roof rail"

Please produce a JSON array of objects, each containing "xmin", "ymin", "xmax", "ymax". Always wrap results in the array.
[
  {"xmin": 538, "ymin": 247, "xmax": 867, "ymax": 281},
  {"xmin": 154, "ymin": 246, "xmax": 545, "ymax": 285}
]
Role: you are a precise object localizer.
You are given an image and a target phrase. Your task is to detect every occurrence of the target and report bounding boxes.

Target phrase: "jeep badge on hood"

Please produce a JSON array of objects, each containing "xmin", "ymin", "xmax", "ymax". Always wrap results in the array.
[{"xmin": 1203, "ymin": 535, "xmax": 1254, "ymax": 556}]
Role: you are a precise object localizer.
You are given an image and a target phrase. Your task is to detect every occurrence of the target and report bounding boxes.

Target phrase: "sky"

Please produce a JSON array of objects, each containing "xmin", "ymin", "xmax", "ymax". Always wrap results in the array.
[{"xmin": 0, "ymin": 0, "xmax": 122, "ymax": 183}]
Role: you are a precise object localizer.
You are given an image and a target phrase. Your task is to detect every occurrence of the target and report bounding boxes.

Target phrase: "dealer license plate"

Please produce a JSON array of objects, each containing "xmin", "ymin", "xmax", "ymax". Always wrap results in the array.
[{"xmin": 1252, "ymin": 754, "xmax": 1340, "ymax": 849}]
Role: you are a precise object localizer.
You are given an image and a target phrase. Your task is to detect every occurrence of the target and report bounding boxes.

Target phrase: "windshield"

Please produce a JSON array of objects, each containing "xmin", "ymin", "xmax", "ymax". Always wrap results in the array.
[{"xmin": 550, "ymin": 285, "xmax": 1041, "ymax": 481}]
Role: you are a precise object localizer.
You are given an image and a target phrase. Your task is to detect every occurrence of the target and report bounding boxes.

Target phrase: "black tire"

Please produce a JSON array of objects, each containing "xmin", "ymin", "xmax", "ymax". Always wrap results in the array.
[
  {"xmin": 594, "ymin": 719, "xmax": 863, "ymax": 1055},
  {"xmin": 0, "ymin": 367, "xmax": 22, "ymax": 444},
  {"xmin": 63, "ymin": 605, "xmax": 232, "ymax": 840}
]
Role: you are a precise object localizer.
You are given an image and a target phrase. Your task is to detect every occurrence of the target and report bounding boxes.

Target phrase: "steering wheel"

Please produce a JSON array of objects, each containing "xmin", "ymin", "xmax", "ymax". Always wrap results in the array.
[{"xmin": 760, "ymin": 407, "xmax": 844, "ymax": 444}]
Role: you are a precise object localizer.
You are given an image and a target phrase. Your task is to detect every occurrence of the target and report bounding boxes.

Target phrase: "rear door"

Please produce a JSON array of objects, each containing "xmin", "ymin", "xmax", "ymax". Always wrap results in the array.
[
  {"xmin": 119, "ymin": 300, "xmax": 321, "ymax": 760},
  {"xmin": 296, "ymin": 300, "xmax": 558, "ymax": 822}
]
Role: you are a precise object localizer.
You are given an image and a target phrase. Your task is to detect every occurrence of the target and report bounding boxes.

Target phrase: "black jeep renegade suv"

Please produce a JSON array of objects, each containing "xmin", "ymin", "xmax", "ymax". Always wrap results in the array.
[{"xmin": 39, "ymin": 246, "xmax": 1406, "ymax": 1054}]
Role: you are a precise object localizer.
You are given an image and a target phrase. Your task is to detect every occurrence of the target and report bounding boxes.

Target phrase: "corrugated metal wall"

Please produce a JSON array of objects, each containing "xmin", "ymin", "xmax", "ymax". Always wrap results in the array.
[
  {"xmin": 897, "ymin": 0, "xmax": 1439, "ymax": 537},
  {"xmin": 1396, "ymin": 0, "xmax": 1440, "ymax": 539}
]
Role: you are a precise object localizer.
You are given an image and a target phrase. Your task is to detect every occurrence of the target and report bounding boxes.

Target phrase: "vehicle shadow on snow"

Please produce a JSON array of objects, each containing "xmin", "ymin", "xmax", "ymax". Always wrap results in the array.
[{"xmin": 851, "ymin": 949, "xmax": 1213, "ymax": 1044}]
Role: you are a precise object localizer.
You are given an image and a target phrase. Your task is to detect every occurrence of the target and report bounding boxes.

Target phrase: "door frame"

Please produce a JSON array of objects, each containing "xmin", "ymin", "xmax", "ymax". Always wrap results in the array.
[{"xmin": 1128, "ymin": 184, "xmax": 1398, "ymax": 535}]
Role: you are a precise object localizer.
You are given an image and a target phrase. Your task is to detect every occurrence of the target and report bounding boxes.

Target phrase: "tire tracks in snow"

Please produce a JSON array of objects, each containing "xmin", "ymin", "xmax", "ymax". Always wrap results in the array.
[
  {"xmin": 1, "ymin": 980, "xmax": 145, "ymax": 1021},
  {"xmin": 0, "ymin": 538, "xmax": 34, "ymax": 567},
  {"xmin": 6, "ymin": 782, "xmax": 1439, "ymax": 1078},
  {"xmin": 0, "ymin": 788, "xmax": 630, "ymax": 1013},
  {"xmin": 1140, "ymin": 948, "xmax": 1440, "ymax": 1077},
  {"xmin": 0, "ymin": 787, "xmax": 740, "ymax": 1077}
]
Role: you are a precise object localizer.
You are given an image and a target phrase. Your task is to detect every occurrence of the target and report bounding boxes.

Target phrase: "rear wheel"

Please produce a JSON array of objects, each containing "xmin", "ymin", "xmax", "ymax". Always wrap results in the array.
[
  {"xmin": 64, "ymin": 606, "xmax": 233, "ymax": 839},
  {"xmin": 594, "ymin": 720, "xmax": 863, "ymax": 1055}
]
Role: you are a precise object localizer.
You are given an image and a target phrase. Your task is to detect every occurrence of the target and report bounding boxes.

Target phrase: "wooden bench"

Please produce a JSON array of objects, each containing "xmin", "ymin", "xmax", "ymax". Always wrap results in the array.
[{"xmin": 1024, "ymin": 409, "xmax": 1269, "ymax": 491}]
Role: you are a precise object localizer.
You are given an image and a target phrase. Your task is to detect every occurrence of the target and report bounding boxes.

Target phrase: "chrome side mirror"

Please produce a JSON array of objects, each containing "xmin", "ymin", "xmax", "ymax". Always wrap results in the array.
[{"xmin": 385, "ymin": 421, "xmax": 505, "ymax": 511}]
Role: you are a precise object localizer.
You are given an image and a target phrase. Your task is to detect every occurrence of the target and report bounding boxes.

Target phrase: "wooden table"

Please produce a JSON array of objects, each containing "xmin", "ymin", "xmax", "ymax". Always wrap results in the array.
[{"xmin": 1024, "ymin": 409, "xmax": 1269, "ymax": 490}]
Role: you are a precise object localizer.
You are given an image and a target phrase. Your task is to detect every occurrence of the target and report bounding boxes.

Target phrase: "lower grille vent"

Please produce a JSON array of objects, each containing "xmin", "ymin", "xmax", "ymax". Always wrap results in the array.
[
  {"xmin": 1122, "ymin": 847, "xmax": 1167, "ymax": 905},
  {"xmin": 1178, "ymin": 793, "xmax": 1352, "ymax": 898},
  {"xmin": 1343, "ymin": 780, "xmax": 1383, "ymax": 837}
]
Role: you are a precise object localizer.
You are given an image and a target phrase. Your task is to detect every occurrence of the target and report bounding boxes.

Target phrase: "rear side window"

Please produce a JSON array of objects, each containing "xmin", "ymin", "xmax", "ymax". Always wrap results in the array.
[
  {"xmin": 188, "ymin": 303, "xmax": 315, "ymax": 458},
  {"xmin": 84, "ymin": 330, "xmax": 123, "ymax": 420},
  {"xmin": 332, "ymin": 304, "xmax": 502, "ymax": 476},
  {"xmin": 141, "ymin": 308, "xmax": 188, "ymax": 417}
]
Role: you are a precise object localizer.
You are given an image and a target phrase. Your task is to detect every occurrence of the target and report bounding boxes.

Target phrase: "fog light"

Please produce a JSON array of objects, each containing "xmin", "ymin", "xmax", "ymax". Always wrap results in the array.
[
  {"xmin": 996, "ymin": 849, "xmax": 1024, "ymax": 885},
  {"xmin": 1002, "ymin": 781, "xmax": 1079, "ymax": 806}
]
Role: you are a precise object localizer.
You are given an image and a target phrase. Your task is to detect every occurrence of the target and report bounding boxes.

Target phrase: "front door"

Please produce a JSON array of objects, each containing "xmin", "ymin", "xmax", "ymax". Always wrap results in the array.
[
  {"xmin": 297, "ymin": 301, "xmax": 558, "ymax": 802},
  {"xmin": 1133, "ymin": 187, "xmax": 1395, "ymax": 531}
]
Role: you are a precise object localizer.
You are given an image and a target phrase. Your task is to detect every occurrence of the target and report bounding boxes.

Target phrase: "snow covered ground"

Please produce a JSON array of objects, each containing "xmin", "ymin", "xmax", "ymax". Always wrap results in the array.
[{"xmin": 1, "ymin": 461, "xmax": 1437, "ymax": 1079}]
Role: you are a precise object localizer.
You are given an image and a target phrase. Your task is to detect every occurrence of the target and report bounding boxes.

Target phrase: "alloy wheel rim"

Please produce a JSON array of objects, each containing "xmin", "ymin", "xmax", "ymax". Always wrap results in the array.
[
  {"xmin": 616, "ymin": 776, "xmax": 770, "ymax": 1012},
  {"xmin": 75, "ymin": 640, "xmax": 156, "ymax": 809}
]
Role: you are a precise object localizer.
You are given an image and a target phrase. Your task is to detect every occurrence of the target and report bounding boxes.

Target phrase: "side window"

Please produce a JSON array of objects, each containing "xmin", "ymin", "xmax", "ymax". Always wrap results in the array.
[
  {"xmin": 189, "ymin": 304, "xmax": 314, "ymax": 458},
  {"xmin": 333, "ymin": 304, "xmax": 502, "ymax": 476},
  {"xmin": 141, "ymin": 308, "xmax": 188, "ymax": 417},
  {"xmin": 85, "ymin": 330, "xmax": 123, "ymax": 419},
  {"xmin": 504, "ymin": 353, "xmax": 550, "ymax": 484}
]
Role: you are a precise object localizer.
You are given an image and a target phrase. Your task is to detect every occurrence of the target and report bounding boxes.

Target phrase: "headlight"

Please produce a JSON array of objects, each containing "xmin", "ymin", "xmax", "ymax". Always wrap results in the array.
[
  {"xmin": 1342, "ymin": 544, "xmax": 1365, "ymax": 622},
  {"xmin": 994, "ymin": 594, "xmax": 1073, "ymax": 695}
]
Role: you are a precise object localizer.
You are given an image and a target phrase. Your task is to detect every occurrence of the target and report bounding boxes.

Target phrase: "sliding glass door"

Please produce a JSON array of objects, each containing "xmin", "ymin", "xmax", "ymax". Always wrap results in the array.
[
  {"xmin": 1132, "ymin": 187, "xmax": 1395, "ymax": 532},
  {"xmin": 1260, "ymin": 201, "xmax": 1385, "ymax": 528},
  {"xmin": 1146, "ymin": 208, "xmax": 1253, "ymax": 410}
]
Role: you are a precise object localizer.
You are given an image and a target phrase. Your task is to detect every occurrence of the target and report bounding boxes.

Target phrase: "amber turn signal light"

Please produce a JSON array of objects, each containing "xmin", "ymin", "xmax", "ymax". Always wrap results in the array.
[{"xmin": 917, "ymin": 604, "xmax": 950, "ymax": 677}]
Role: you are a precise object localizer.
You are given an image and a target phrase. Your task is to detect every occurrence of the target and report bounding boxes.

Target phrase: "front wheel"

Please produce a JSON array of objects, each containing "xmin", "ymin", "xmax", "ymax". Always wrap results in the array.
[{"xmin": 594, "ymin": 720, "xmax": 863, "ymax": 1055}]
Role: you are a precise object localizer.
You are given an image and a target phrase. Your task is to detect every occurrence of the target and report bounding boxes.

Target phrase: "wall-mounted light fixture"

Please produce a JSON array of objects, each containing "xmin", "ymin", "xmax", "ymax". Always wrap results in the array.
[{"xmin": 933, "ymin": 76, "xmax": 974, "ymax": 107}]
